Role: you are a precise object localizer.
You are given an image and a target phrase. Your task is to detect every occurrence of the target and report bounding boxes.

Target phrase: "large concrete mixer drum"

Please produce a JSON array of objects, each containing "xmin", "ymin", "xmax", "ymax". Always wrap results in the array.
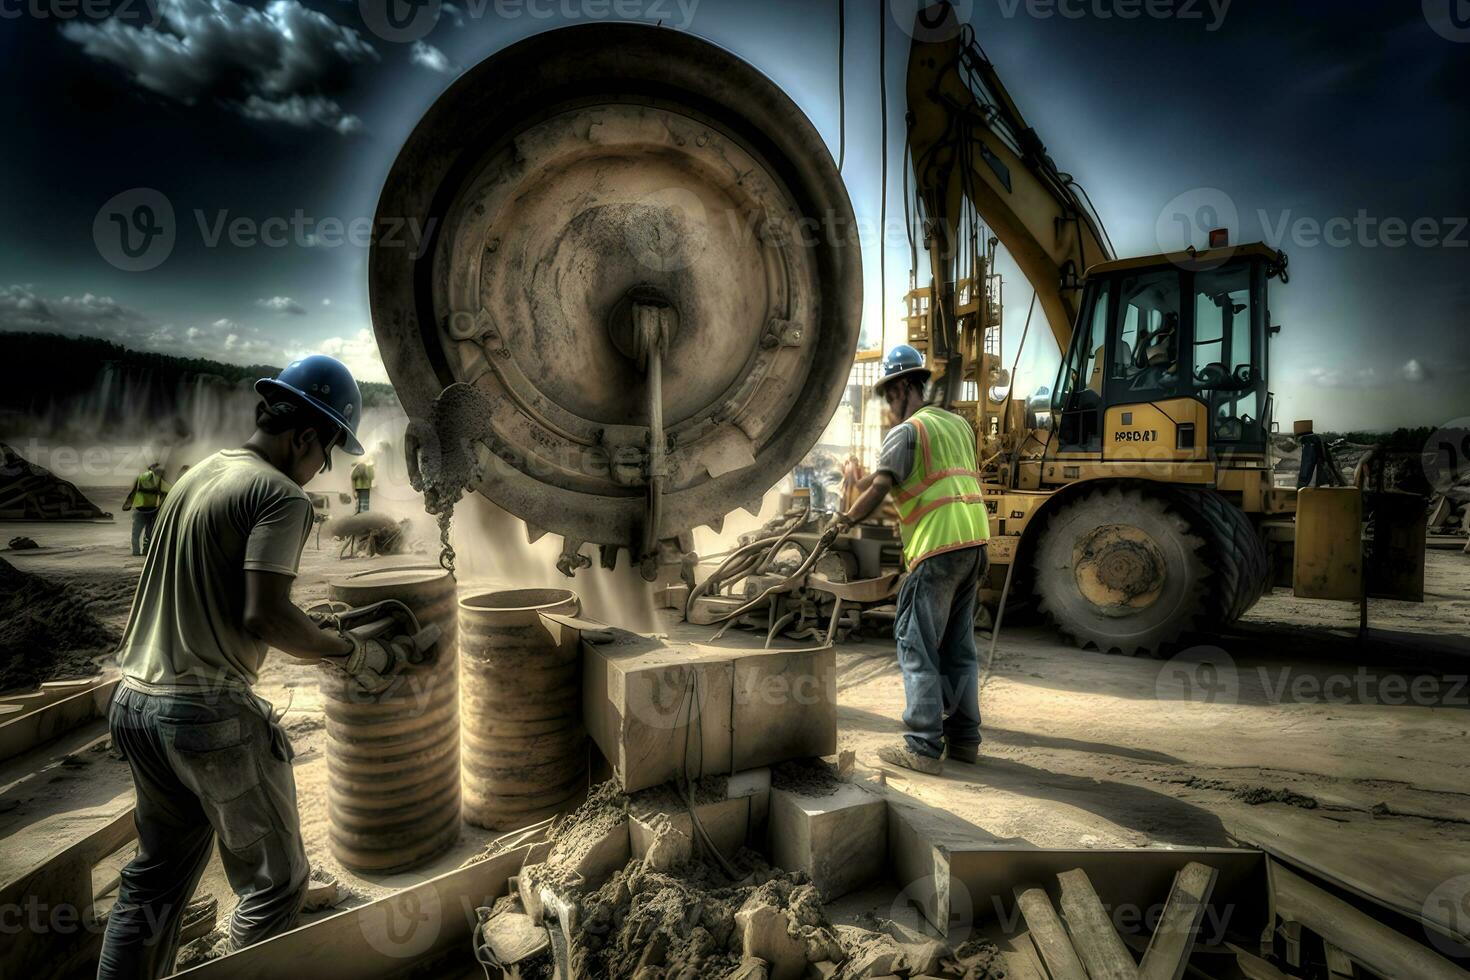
[{"xmin": 372, "ymin": 23, "xmax": 861, "ymax": 577}]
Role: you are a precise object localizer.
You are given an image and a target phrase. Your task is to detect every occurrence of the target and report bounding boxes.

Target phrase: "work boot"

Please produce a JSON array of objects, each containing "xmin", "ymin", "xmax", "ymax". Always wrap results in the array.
[
  {"xmin": 946, "ymin": 742, "xmax": 980, "ymax": 765},
  {"xmin": 876, "ymin": 743, "xmax": 942, "ymax": 775}
]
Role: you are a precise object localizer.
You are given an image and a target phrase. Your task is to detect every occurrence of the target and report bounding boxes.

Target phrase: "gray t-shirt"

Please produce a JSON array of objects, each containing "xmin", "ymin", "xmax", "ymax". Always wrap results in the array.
[
  {"xmin": 115, "ymin": 449, "xmax": 314, "ymax": 693},
  {"xmin": 876, "ymin": 421, "xmax": 917, "ymax": 484}
]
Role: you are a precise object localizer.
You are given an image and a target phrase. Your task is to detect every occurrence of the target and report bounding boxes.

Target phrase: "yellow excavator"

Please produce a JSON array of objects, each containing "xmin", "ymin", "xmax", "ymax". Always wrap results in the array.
[{"xmin": 900, "ymin": 2, "xmax": 1382, "ymax": 654}]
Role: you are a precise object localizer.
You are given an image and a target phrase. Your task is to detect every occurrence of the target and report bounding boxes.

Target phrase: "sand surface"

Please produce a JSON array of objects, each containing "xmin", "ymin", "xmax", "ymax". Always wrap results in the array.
[{"xmin": 2, "ymin": 504, "xmax": 1468, "ymax": 952}]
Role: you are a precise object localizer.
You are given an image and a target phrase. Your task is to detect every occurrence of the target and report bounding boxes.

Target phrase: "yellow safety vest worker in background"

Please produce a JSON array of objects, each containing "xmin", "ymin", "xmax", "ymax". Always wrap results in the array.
[
  {"xmin": 351, "ymin": 460, "xmax": 375, "ymax": 491},
  {"xmin": 891, "ymin": 406, "xmax": 990, "ymax": 568},
  {"xmin": 128, "ymin": 471, "xmax": 168, "ymax": 511}
]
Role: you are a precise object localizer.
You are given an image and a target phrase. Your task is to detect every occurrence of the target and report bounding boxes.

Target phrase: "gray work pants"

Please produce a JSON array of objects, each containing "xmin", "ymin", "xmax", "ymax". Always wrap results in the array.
[
  {"xmin": 98, "ymin": 685, "xmax": 309, "ymax": 979},
  {"xmin": 894, "ymin": 545, "xmax": 988, "ymax": 759}
]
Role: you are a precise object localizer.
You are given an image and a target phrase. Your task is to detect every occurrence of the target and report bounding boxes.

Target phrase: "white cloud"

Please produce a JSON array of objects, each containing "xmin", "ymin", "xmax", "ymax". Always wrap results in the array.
[
  {"xmin": 321, "ymin": 298, "xmax": 332, "ymax": 307},
  {"xmin": 256, "ymin": 296, "xmax": 307, "ymax": 316},
  {"xmin": 297, "ymin": 329, "xmax": 388, "ymax": 384},
  {"xmin": 0, "ymin": 284, "xmax": 281, "ymax": 365},
  {"xmin": 59, "ymin": 0, "xmax": 378, "ymax": 135},
  {"xmin": 1305, "ymin": 365, "xmax": 1382, "ymax": 388},
  {"xmin": 409, "ymin": 41, "xmax": 453, "ymax": 75},
  {"xmin": 1400, "ymin": 358, "xmax": 1430, "ymax": 383}
]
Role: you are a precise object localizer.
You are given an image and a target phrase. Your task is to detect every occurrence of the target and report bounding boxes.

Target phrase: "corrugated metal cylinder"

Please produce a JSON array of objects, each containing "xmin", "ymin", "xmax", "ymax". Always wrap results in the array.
[
  {"xmin": 322, "ymin": 566, "xmax": 461, "ymax": 872},
  {"xmin": 459, "ymin": 588, "xmax": 585, "ymax": 830}
]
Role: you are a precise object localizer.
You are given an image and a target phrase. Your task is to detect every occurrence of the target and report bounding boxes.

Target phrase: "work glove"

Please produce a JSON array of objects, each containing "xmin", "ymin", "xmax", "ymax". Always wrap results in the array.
[{"xmin": 337, "ymin": 634, "xmax": 414, "ymax": 695}]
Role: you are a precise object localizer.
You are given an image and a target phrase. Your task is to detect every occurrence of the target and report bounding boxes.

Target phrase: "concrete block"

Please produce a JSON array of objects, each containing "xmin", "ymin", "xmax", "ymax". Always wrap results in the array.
[
  {"xmin": 577, "ymin": 624, "xmax": 835, "ymax": 793},
  {"xmin": 768, "ymin": 783, "xmax": 887, "ymax": 901},
  {"xmin": 629, "ymin": 784, "xmax": 761, "ymax": 864},
  {"xmin": 732, "ymin": 649, "xmax": 836, "ymax": 773},
  {"xmin": 736, "ymin": 900, "xmax": 808, "ymax": 980}
]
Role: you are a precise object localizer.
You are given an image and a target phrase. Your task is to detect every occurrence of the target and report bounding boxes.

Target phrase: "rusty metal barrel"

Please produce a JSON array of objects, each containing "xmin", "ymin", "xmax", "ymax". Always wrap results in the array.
[
  {"xmin": 459, "ymin": 589, "xmax": 585, "ymax": 830},
  {"xmin": 322, "ymin": 566, "xmax": 461, "ymax": 872}
]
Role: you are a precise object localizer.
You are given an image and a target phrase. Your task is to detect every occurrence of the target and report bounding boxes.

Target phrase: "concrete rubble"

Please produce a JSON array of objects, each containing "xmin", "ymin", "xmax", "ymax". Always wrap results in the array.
[{"xmin": 479, "ymin": 770, "xmax": 1004, "ymax": 980}]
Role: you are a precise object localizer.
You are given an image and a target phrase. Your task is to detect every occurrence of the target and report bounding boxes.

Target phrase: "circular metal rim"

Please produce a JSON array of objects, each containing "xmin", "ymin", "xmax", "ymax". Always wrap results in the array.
[{"xmin": 370, "ymin": 23, "xmax": 861, "ymax": 548}]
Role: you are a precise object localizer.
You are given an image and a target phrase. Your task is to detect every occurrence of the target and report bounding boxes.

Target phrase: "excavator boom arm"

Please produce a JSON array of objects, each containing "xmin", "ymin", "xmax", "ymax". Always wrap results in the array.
[{"xmin": 906, "ymin": 17, "xmax": 1113, "ymax": 358}]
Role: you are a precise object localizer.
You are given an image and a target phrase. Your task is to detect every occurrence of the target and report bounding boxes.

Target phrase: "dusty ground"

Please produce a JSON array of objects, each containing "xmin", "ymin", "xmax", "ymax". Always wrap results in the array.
[{"xmin": 3, "ymin": 492, "xmax": 1469, "ymax": 955}]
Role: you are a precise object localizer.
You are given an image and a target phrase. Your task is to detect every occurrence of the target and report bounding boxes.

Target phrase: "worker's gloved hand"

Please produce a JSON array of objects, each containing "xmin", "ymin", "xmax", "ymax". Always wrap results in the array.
[{"xmin": 339, "ymin": 634, "xmax": 413, "ymax": 694}]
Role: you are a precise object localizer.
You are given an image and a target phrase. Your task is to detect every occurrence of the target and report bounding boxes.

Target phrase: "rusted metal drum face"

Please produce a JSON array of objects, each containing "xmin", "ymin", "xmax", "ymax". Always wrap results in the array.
[
  {"xmin": 323, "ymin": 566, "xmax": 461, "ymax": 872},
  {"xmin": 459, "ymin": 589, "xmax": 584, "ymax": 830},
  {"xmin": 371, "ymin": 23, "xmax": 862, "ymax": 551}
]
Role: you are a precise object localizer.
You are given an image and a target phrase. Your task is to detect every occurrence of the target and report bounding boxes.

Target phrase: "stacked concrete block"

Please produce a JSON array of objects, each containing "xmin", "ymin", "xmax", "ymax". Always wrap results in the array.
[
  {"xmin": 768, "ymin": 782, "xmax": 888, "ymax": 900},
  {"xmin": 557, "ymin": 615, "xmax": 836, "ymax": 793}
]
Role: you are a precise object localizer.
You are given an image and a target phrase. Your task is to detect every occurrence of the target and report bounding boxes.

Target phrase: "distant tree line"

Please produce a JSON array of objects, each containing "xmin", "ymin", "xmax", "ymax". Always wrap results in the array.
[{"xmin": 0, "ymin": 332, "xmax": 399, "ymax": 415}]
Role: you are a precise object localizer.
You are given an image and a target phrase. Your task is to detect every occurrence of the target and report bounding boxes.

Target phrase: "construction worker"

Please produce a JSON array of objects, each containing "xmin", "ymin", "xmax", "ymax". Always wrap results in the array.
[
  {"xmin": 834, "ymin": 345, "xmax": 990, "ymax": 775},
  {"xmin": 100, "ymin": 355, "xmax": 415, "ymax": 980},
  {"xmin": 121, "ymin": 462, "xmax": 170, "ymax": 556},
  {"xmin": 350, "ymin": 454, "xmax": 375, "ymax": 512}
]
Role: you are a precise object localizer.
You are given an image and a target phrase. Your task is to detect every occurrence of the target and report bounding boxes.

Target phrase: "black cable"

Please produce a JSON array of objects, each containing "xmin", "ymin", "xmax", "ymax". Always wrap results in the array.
[
  {"xmin": 879, "ymin": 0, "xmax": 887, "ymax": 349},
  {"xmin": 837, "ymin": 0, "xmax": 846, "ymax": 172}
]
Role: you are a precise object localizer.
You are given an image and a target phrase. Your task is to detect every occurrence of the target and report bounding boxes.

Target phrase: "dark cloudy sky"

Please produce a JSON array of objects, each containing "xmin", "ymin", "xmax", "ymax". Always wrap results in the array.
[{"xmin": 0, "ymin": 0, "xmax": 1466, "ymax": 430}]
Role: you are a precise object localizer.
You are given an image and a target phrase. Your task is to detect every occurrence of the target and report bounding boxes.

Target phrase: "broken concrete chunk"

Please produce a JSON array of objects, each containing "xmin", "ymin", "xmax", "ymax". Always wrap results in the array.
[
  {"xmin": 481, "ymin": 910, "xmax": 549, "ymax": 966},
  {"xmin": 768, "ymin": 783, "xmax": 887, "ymax": 901},
  {"xmin": 737, "ymin": 900, "xmax": 810, "ymax": 980},
  {"xmin": 728, "ymin": 955, "xmax": 772, "ymax": 980}
]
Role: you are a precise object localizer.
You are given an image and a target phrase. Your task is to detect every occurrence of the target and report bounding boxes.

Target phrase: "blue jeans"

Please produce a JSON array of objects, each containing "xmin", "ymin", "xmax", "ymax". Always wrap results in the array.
[
  {"xmin": 130, "ymin": 509, "xmax": 158, "ymax": 556},
  {"xmin": 355, "ymin": 489, "xmax": 370, "ymax": 513},
  {"xmin": 894, "ymin": 545, "xmax": 987, "ymax": 759},
  {"xmin": 99, "ymin": 685, "xmax": 309, "ymax": 979}
]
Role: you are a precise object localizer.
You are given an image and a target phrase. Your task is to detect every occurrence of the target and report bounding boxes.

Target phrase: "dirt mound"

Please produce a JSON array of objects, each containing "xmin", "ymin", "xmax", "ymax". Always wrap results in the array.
[
  {"xmin": 0, "ymin": 442, "xmax": 110, "ymax": 520},
  {"xmin": 0, "ymin": 557, "xmax": 118, "ymax": 692}
]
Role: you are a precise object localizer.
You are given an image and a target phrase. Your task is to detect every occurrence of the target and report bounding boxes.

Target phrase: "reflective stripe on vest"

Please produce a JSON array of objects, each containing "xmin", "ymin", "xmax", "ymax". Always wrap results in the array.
[
  {"xmin": 131, "ymin": 472, "xmax": 163, "ymax": 511},
  {"xmin": 892, "ymin": 407, "xmax": 990, "ymax": 568}
]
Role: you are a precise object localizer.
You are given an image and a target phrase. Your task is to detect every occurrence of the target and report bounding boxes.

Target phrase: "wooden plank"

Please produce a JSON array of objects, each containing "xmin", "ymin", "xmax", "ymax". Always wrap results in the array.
[
  {"xmin": 0, "ymin": 677, "xmax": 118, "ymax": 762},
  {"xmin": 1270, "ymin": 861, "xmax": 1470, "ymax": 980},
  {"xmin": 1139, "ymin": 861, "xmax": 1219, "ymax": 980},
  {"xmin": 0, "ymin": 805, "xmax": 137, "ymax": 980},
  {"xmin": 1323, "ymin": 941, "xmax": 1356, "ymax": 979},
  {"xmin": 1057, "ymin": 867, "xmax": 1139, "ymax": 980},
  {"xmin": 1, "ymin": 678, "xmax": 102, "ymax": 712},
  {"xmin": 177, "ymin": 844, "xmax": 534, "ymax": 979},
  {"xmin": 1014, "ymin": 884, "xmax": 1087, "ymax": 980}
]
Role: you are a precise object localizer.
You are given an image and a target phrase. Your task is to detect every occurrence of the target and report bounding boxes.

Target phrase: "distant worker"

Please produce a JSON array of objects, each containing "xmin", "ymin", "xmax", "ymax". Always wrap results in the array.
[
  {"xmin": 121, "ymin": 462, "xmax": 170, "ymax": 556},
  {"xmin": 350, "ymin": 454, "xmax": 375, "ymax": 512},
  {"xmin": 1294, "ymin": 419, "xmax": 1345, "ymax": 488},
  {"xmin": 834, "ymin": 345, "xmax": 990, "ymax": 776},
  {"xmin": 100, "ymin": 355, "xmax": 413, "ymax": 979}
]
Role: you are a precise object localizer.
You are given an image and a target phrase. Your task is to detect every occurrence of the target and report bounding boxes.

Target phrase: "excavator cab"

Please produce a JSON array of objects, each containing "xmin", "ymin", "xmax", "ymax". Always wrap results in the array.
[{"xmin": 1050, "ymin": 242, "xmax": 1287, "ymax": 465}]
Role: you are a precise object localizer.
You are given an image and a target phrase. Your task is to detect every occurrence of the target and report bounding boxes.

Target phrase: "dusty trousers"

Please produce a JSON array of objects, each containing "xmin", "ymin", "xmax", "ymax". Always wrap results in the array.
[
  {"xmin": 98, "ymin": 684, "xmax": 308, "ymax": 979},
  {"xmin": 893, "ymin": 545, "xmax": 987, "ymax": 759}
]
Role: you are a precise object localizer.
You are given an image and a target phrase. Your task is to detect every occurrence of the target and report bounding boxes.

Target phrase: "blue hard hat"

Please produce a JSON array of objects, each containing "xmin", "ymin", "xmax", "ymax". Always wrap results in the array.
[
  {"xmin": 254, "ymin": 354, "xmax": 365, "ymax": 455},
  {"xmin": 874, "ymin": 344, "xmax": 931, "ymax": 395}
]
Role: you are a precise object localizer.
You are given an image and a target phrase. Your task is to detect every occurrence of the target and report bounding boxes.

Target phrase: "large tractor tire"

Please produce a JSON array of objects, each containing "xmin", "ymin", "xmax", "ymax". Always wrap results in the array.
[{"xmin": 1033, "ymin": 484, "xmax": 1270, "ymax": 656}]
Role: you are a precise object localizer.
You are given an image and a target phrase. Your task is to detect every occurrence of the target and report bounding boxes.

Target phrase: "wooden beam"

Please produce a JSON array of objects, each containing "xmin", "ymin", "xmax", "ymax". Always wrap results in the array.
[
  {"xmin": 0, "ymin": 677, "xmax": 118, "ymax": 762},
  {"xmin": 1014, "ymin": 884, "xmax": 1087, "ymax": 980},
  {"xmin": 1139, "ymin": 861, "xmax": 1219, "ymax": 980},
  {"xmin": 1057, "ymin": 867, "xmax": 1139, "ymax": 980}
]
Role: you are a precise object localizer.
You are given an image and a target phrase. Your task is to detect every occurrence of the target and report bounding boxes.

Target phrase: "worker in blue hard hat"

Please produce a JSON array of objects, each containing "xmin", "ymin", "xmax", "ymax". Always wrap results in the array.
[
  {"xmin": 100, "ymin": 354, "xmax": 410, "ymax": 978},
  {"xmin": 836, "ymin": 344, "xmax": 990, "ymax": 776}
]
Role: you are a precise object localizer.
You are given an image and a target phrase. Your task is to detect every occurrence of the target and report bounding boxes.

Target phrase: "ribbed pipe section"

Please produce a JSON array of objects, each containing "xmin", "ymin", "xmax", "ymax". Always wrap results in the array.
[
  {"xmin": 322, "ymin": 566, "xmax": 461, "ymax": 872},
  {"xmin": 459, "ymin": 589, "xmax": 585, "ymax": 830}
]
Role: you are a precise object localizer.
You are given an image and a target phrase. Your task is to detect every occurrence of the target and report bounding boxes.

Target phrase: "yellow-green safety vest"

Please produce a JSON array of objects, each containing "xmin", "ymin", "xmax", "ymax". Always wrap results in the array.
[
  {"xmin": 351, "ymin": 461, "xmax": 375, "ymax": 491},
  {"xmin": 892, "ymin": 406, "xmax": 990, "ymax": 568},
  {"xmin": 130, "ymin": 471, "xmax": 166, "ymax": 510}
]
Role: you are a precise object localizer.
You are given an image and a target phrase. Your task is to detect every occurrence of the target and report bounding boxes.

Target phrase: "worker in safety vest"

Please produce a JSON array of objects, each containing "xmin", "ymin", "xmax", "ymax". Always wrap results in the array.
[
  {"xmin": 350, "ymin": 455, "xmax": 375, "ymax": 512},
  {"xmin": 834, "ymin": 345, "xmax": 990, "ymax": 775},
  {"xmin": 100, "ymin": 355, "xmax": 415, "ymax": 979},
  {"xmin": 121, "ymin": 462, "xmax": 171, "ymax": 556}
]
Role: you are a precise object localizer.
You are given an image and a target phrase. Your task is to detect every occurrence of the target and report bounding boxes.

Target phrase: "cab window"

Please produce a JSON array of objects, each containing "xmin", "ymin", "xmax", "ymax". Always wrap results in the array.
[{"xmin": 1110, "ymin": 269, "xmax": 1182, "ymax": 400}]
